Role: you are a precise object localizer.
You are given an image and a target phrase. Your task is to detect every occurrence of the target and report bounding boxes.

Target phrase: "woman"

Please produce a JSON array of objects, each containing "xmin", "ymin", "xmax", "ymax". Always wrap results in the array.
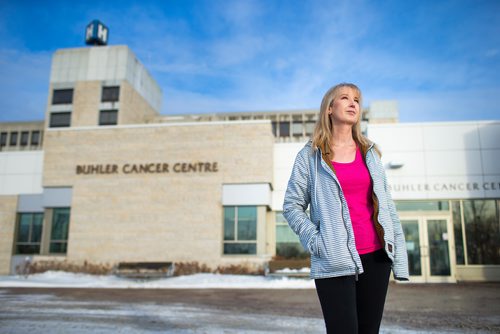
[{"xmin": 283, "ymin": 83, "xmax": 409, "ymax": 333}]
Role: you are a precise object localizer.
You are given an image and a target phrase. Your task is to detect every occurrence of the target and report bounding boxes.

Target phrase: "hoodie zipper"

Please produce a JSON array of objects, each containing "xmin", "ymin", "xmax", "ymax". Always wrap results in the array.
[
  {"xmin": 317, "ymin": 148, "xmax": 360, "ymax": 280},
  {"xmin": 338, "ymin": 183, "xmax": 360, "ymax": 281}
]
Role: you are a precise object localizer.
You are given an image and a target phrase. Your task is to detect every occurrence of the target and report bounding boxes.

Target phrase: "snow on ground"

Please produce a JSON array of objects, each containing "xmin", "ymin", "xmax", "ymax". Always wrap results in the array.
[
  {"xmin": 0, "ymin": 290, "xmax": 464, "ymax": 334},
  {"xmin": 0, "ymin": 271, "xmax": 316, "ymax": 289},
  {"xmin": 275, "ymin": 267, "xmax": 310, "ymax": 274}
]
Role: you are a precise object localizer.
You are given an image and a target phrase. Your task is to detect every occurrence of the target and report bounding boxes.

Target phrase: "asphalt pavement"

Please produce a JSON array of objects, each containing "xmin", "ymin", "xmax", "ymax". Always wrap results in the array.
[{"xmin": 1, "ymin": 282, "xmax": 499, "ymax": 333}]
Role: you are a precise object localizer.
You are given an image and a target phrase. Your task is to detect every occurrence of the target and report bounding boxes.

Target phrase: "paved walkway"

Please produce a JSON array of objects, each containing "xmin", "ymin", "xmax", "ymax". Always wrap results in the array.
[{"xmin": 1, "ymin": 282, "xmax": 499, "ymax": 333}]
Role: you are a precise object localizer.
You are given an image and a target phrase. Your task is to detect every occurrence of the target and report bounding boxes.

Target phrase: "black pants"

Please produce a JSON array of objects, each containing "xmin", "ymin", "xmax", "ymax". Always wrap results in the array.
[{"xmin": 315, "ymin": 249, "xmax": 392, "ymax": 334}]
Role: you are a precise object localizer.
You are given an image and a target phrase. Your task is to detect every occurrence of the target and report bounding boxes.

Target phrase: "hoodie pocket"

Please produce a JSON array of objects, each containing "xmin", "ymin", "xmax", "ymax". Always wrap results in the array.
[{"xmin": 315, "ymin": 233, "xmax": 322, "ymax": 258}]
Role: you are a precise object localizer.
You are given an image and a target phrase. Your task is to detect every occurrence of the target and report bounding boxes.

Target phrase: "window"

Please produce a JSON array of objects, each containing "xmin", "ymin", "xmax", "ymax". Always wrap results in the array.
[
  {"xmin": 292, "ymin": 121, "xmax": 303, "ymax": 137},
  {"xmin": 31, "ymin": 131, "xmax": 40, "ymax": 146},
  {"xmin": 275, "ymin": 212, "xmax": 308, "ymax": 259},
  {"xmin": 52, "ymin": 89, "xmax": 73, "ymax": 104},
  {"xmin": 271, "ymin": 121, "xmax": 278, "ymax": 136},
  {"xmin": 305, "ymin": 121, "xmax": 315, "ymax": 136},
  {"xmin": 223, "ymin": 206, "xmax": 257, "ymax": 255},
  {"xmin": 49, "ymin": 112, "xmax": 71, "ymax": 128},
  {"xmin": 50, "ymin": 208, "xmax": 71, "ymax": 253},
  {"xmin": 279, "ymin": 121, "xmax": 290, "ymax": 137},
  {"xmin": 0, "ymin": 132, "xmax": 7, "ymax": 146},
  {"xmin": 15, "ymin": 213, "xmax": 44, "ymax": 254},
  {"xmin": 101, "ymin": 86, "xmax": 120, "ymax": 102},
  {"xmin": 463, "ymin": 200, "xmax": 500, "ymax": 265},
  {"xmin": 99, "ymin": 110, "xmax": 118, "ymax": 126},
  {"xmin": 9, "ymin": 132, "xmax": 18, "ymax": 146},
  {"xmin": 20, "ymin": 131, "xmax": 29, "ymax": 146},
  {"xmin": 452, "ymin": 201, "xmax": 465, "ymax": 265}
]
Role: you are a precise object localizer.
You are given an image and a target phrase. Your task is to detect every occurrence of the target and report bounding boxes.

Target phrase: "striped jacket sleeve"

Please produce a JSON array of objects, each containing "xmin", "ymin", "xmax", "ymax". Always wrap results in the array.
[
  {"xmin": 282, "ymin": 149, "xmax": 319, "ymax": 255},
  {"xmin": 382, "ymin": 165, "xmax": 410, "ymax": 280}
]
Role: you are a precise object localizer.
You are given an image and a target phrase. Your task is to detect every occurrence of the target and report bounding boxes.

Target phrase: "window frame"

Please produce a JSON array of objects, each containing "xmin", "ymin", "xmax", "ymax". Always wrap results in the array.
[
  {"xmin": 49, "ymin": 207, "xmax": 71, "ymax": 254},
  {"xmin": 291, "ymin": 121, "xmax": 303, "ymax": 137},
  {"xmin": 101, "ymin": 86, "xmax": 120, "ymax": 103},
  {"xmin": 223, "ymin": 206, "xmax": 258, "ymax": 255},
  {"xmin": 20, "ymin": 131, "xmax": 29, "ymax": 146},
  {"xmin": 30, "ymin": 131, "xmax": 41, "ymax": 146},
  {"xmin": 52, "ymin": 89, "xmax": 74, "ymax": 105},
  {"xmin": 99, "ymin": 109, "xmax": 118, "ymax": 126},
  {"xmin": 461, "ymin": 199, "xmax": 500, "ymax": 265},
  {"xmin": 304, "ymin": 120, "xmax": 316, "ymax": 136},
  {"xmin": 14, "ymin": 212, "xmax": 44, "ymax": 254},
  {"xmin": 49, "ymin": 112, "xmax": 71, "ymax": 128},
  {"xmin": 279, "ymin": 121, "xmax": 290, "ymax": 137},
  {"xmin": 9, "ymin": 132, "xmax": 18, "ymax": 146},
  {"xmin": 0, "ymin": 132, "xmax": 7, "ymax": 147}
]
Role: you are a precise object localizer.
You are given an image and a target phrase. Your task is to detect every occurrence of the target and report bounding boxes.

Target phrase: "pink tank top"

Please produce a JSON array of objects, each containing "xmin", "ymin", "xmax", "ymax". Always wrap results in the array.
[{"xmin": 332, "ymin": 147, "xmax": 382, "ymax": 254}]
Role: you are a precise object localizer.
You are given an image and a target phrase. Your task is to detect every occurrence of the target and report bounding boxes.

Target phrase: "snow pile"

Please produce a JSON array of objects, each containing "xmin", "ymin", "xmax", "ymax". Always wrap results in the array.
[
  {"xmin": 0, "ymin": 271, "xmax": 315, "ymax": 289},
  {"xmin": 274, "ymin": 267, "xmax": 310, "ymax": 274}
]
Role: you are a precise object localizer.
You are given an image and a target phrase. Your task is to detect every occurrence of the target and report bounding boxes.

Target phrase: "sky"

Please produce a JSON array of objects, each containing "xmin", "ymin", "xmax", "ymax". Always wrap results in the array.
[{"xmin": 0, "ymin": 0, "xmax": 499, "ymax": 123}]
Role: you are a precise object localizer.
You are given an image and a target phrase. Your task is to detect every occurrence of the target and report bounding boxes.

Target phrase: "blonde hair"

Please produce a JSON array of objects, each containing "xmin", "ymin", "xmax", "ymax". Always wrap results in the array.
[{"xmin": 311, "ymin": 83, "xmax": 379, "ymax": 158}]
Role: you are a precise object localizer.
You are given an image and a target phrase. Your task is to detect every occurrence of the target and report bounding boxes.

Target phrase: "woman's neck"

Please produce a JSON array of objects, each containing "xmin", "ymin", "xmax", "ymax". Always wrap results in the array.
[{"xmin": 331, "ymin": 124, "xmax": 355, "ymax": 147}]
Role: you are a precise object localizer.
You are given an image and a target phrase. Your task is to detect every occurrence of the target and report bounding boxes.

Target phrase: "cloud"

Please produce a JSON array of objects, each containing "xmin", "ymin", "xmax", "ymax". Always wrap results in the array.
[
  {"xmin": 394, "ymin": 88, "xmax": 500, "ymax": 122},
  {"xmin": 0, "ymin": 0, "xmax": 498, "ymax": 123}
]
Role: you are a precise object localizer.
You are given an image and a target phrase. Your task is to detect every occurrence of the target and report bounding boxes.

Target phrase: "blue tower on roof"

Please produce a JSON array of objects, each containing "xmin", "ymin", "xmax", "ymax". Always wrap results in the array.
[{"xmin": 85, "ymin": 20, "xmax": 109, "ymax": 46}]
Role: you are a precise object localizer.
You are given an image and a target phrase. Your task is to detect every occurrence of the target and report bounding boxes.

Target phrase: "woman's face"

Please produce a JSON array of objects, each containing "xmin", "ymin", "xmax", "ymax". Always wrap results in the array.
[{"xmin": 328, "ymin": 87, "xmax": 360, "ymax": 126}]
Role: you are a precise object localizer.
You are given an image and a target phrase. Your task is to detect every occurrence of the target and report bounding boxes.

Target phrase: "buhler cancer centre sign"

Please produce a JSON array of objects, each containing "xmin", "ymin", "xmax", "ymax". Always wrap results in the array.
[
  {"xmin": 76, "ymin": 162, "xmax": 219, "ymax": 175},
  {"xmin": 389, "ymin": 180, "xmax": 500, "ymax": 199}
]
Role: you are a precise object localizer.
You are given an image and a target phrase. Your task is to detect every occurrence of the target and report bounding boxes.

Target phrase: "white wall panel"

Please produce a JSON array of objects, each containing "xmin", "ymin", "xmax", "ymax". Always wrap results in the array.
[
  {"xmin": 422, "ymin": 124, "xmax": 480, "ymax": 150},
  {"xmin": 478, "ymin": 122, "xmax": 500, "ymax": 149},
  {"xmin": 368, "ymin": 125, "xmax": 424, "ymax": 151},
  {"xmin": 273, "ymin": 143, "xmax": 304, "ymax": 191},
  {"xmin": 222, "ymin": 183, "xmax": 271, "ymax": 206},
  {"xmin": 3, "ymin": 175, "xmax": 37, "ymax": 194},
  {"xmin": 382, "ymin": 151, "xmax": 426, "ymax": 177},
  {"xmin": 0, "ymin": 155, "xmax": 5, "ymax": 174},
  {"xmin": 272, "ymin": 191, "xmax": 286, "ymax": 212},
  {"xmin": 4, "ymin": 153, "xmax": 41, "ymax": 174},
  {"xmin": 481, "ymin": 149, "xmax": 500, "ymax": 175},
  {"xmin": 425, "ymin": 150, "xmax": 483, "ymax": 176},
  {"xmin": 0, "ymin": 151, "xmax": 43, "ymax": 195}
]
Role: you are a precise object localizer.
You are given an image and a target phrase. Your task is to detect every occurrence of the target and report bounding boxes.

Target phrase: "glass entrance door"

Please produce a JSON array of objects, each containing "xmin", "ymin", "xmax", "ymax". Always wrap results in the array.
[{"xmin": 401, "ymin": 217, "xmax": 455, "ymax": 283}]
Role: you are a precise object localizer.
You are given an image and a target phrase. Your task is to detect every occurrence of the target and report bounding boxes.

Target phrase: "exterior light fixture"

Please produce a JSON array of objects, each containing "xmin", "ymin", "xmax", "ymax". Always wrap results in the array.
[{"xmin": 387, "ymin": 161, "xmax": 404, "ymax": 169}]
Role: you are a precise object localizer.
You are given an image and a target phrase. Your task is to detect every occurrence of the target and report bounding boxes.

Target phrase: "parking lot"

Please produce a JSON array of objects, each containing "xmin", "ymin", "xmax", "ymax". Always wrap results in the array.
[{"xmin": 1, "ymin": 282, "xmax": 499, "ymax": 333}]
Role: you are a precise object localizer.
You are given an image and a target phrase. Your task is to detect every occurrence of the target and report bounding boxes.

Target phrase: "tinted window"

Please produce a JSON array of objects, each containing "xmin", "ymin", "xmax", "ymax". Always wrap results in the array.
[
  {"xmin": 99, "ymin": 110, "xmax": 118, "ymax": 126},
  {"xmin": 9, "ymin": 132, "xmax": 18, "ymax": 146},
  {"xmin": 279, "ymin": 122, "xmax": 290, "ymax": 137},
  {"xmin": 49, "ymin": 112, "xmax": 71, "ymax": 128},
  {"xmin": 20, "ymin": 131, "xmax": 29, "ymax": 146},
  {"xmin": 0, "ymin": 132, "xmax": 7, "ymax": 146},
  {"xmin": 101, "ymin": 86, "xmax": 120, "ymax": 102},
  {"xmin": 31, "ymin": 131, "xmax": 41, "ymax": 145},
  {"xmin": 52, "ymin": 89, "xmax": 73, "ymax": 104}
]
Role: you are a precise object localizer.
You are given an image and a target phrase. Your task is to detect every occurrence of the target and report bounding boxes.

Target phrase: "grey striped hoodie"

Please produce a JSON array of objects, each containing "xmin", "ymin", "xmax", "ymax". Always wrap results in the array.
[{"xmin": 283, "ymin": 140, "xmax": 409, "ymax": 281}]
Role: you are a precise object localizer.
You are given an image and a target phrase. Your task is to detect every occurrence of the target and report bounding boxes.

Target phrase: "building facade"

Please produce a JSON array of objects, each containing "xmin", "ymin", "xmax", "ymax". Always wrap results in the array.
[{"xmin": 0, "ymin": 44, "xmax": 498, "ymax": 282}]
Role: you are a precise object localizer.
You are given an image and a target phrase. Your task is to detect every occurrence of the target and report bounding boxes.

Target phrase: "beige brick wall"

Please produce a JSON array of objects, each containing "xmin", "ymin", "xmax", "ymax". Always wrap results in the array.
[
  {"xmin": 45, "ymin": 80, "xmax": 159, "ymax": 129},
  {"xmin": 119, "ymin": 81, "xmax": 159, "ymax": 124},
  {"xmin": 0, "ymin": 196, "xmax": 17, "ymax": 275},
  {"xmin": 72, "ymin": 81, "xmax": 101, "ymax": 127},
  {"xmin": 43, "ymin": 122, "xmax": 273, "ymax": 268}
]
